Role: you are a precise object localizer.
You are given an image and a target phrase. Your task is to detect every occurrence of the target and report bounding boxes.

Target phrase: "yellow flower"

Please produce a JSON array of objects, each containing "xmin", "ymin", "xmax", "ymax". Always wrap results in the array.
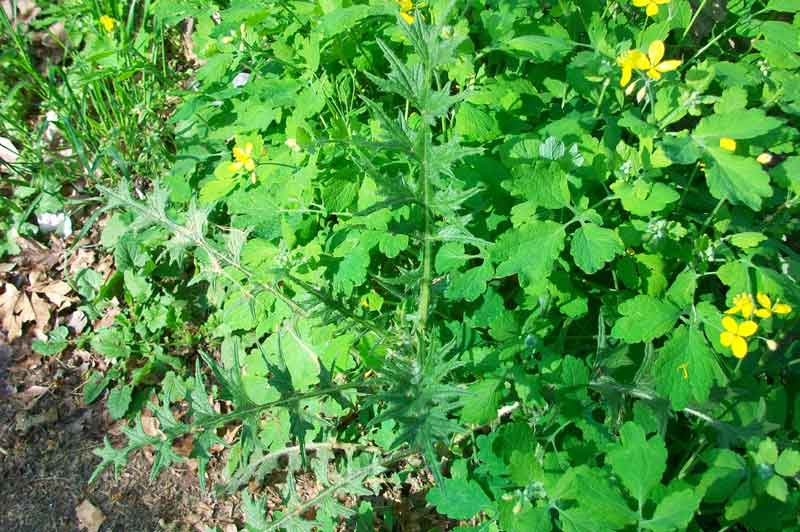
[
  {"xmin": 754, "ymin": 292, "xmax": 792, "ymax": 318},
  {"xmin": 396, "ymin": 0, "xmax": 426, "ymax": 24},
  {"xmin": 633, "ymin": 0, "xmax": 671, "ymax": 16},
  {"xmin": 617, "ymin": 49, "xmax": 647, "ymax": 87},
  {"xmin": 229, "ymin": 142, "xmax": 256, "ymax": 173},
  {"xmin": 639, "ymin": 41, "xmax": 682, "ymax": 80},
  {"xmin": 99, "ymin": 15, "xmax": 116, "ymax": 32},
  {"xmin": 725, "ymin": 292, "xmax": 755, "ymax": 318},
  {"xmin": 720, "ymin": 316, "xmax": 758, "ymax": 359},
  {"xmin": 719, "ymin": 137, "xmax": 736, "ymax": 152}
]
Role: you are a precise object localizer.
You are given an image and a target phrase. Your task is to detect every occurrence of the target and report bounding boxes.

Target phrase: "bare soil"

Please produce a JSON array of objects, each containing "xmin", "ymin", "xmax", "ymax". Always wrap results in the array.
[{"xmin": 0, "ymin": 340, "xmax": 219, "ymax": 532}]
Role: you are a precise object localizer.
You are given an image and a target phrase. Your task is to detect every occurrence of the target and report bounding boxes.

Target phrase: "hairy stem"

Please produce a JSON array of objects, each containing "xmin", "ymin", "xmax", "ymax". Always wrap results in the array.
[{"xmin": 416, "ymin": 128, "xmax": 434, "ymax": 358}]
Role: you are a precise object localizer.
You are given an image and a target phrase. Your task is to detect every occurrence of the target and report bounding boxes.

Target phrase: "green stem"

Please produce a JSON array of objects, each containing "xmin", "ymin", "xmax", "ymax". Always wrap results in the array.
[
  {"xmin": 194, "ymin": 383, "xmax": 365, "ymax": 431},
  {"xmin": 700, "ymin": 197, "xmax": 726, "ymax": 234},
  {"xmin": 682, "ymin": 0, "xmax": 708, "ymax": 40},
  {"xmin": 417, "ymin": 128, "xmax": 434, "ymax": 358}
]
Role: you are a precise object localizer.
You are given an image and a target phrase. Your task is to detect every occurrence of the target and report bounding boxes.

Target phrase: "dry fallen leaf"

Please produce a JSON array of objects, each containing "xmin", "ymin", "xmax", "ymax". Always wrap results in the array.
[
  {"xmin": 15, "ymin": 384, "xmax": 50, "ymax": 409},
  {"xmin": 29, "ymin": 272, "xmax": 74, "ymax": 308},
  {"xmin": 0, "ymin": 282, "xmax": 36, "ymax": 341},
  {"xmin": 75, "ymin": 499, "xmax": 105, "ymax": 532},
  {"xmin": 94, "ymin": 297, "xmax": 121, "ymax": 329},
  {"xmin": 69, "ymin": 247, "xmax": 96, "ymax": 274},
  {"xmin": 30, "ymin": 292, "xmax": 51, "ymax": 339},
  {"xmin": 67, "ymin": 309, "xmax": 88, "ymax": 334},
  {"xmin": 141, "ymin": 414, "xmax": 163, "ymax": 437},
  {"xmin": 14, "ymin": 237, "xmax": 62, "ymax": 272}
]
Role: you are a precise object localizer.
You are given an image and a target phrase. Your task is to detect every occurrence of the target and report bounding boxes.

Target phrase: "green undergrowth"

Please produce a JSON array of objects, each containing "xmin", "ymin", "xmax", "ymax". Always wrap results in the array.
[{"xmin": 3, "ymin": 0, "xmax": 800, "ymax": 530}]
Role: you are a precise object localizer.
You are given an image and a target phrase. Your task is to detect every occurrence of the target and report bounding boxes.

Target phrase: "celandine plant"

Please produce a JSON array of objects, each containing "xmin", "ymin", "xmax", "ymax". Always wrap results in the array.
[{"xmin": 87, "ymin": 0, "xmax": 800, "ymax": 530}]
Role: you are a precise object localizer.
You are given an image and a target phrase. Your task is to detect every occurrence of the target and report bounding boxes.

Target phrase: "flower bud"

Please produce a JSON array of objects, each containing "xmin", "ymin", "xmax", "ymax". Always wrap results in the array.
[
  {"xmin": 756, "ymin": 152, "xmax": 772, "ymax": 165},
  {"xmin": 766, "ymin": 339, "xmax": 778, "ymax": 351}
]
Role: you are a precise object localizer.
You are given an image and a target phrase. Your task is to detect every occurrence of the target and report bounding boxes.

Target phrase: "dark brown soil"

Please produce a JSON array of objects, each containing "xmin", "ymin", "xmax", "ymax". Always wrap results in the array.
[{"xmin": 0, "ymin": 341, "xmax": 218, "ymax": 532}]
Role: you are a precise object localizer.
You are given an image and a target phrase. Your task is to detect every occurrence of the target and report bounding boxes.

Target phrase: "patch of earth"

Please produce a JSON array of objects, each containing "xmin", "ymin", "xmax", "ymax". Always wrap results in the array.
[{"xmin": 0, "ymin": 339, "xmax": 235, "ymax": 532}]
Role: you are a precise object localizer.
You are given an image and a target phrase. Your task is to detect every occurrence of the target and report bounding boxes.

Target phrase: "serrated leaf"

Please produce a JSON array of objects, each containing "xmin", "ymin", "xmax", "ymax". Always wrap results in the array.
[
  {"xmin": 460, "ymin": 378, "xmax": 501, "ymax": 424},
  {"xmin": 570, "ymin": 224, "xmax": 624, "ymax": 274},
  {"xmin": 435, "ymin": 242, "xmax": 470, "ymax": 273},
  {"xmin": 666, "ymin": 270, "xmax": 697, "ymax": 308},
  {"xmin": 446, "ymin": 261, "xmax": 494, "ymax": 302},
  {"xmin": 611, "ymin": 180, "xmax": 680, "ymax": 217},
  {"xmin": 378, "ymin": 233, "xmax": 409, "ymax": 258},
  {"xmin": 332, "ymin": 245, "xmax": 370, "ymax": 296},
  {"xmin": 607, "ymin": 422, "xmax": 667, "ymax": 505},
  {"xmin": 510, "ymin": 161, "xmax": 570, "ymax": 209},
  {"xmin": 698, "ymin": 449, "xmax": 747, "ymax": 503},
  {"xmin": 572, "ymin": 468, "xmax": 637, "ymax": 528},
  {"xmin": 693, "ymin": 109, "xmax": 783, "ymax": 139},
  {"xmin": 493, "ymin": 221, "xmax": 566, "ymax": 288},
  {"xmin": 729, "ymin": 232, "xmax": 767, "ymax": 249},
  {"xmin": 641, "ymin": 489, "xmax": 702, "ymax": 531},
  {"xmin": 766, "ymin": 476, "xmax": 788, "ymax": 502},
  {"xmin": 91, "ymin": 328, "xmax": 131, "ymax": 359},
  {"xmin": 107, "ymin": 385, "xmax": 133, "ymax": 419},
  {"xmin": 199, "ymin": 174, "xmax": 238, "ymax": 204},
  {"xmin": 123, "ymin": 270, "xmax": 152, "ymax": 301},
  {"xmin": 426, "ymin": 478, "xmax": 491, "ymax": 519},
  {"xmin": 559, "ymin": 507, "xmax": 614, "ymax": 532},
  {"xmin": 703, "ymin": 148, "xmax": 772, "ymax": 211},
  {"xmin": 775, "ymin": 449, "xmax": 800, "ymax": 477},
  {"xmin": 503, "ymin": 32, "xmax": 574, "ymax": 62},
  {"xmin": 454, "ymin": 102, "xmax": 501, "ymax": 143},
  {"xmin": 654, "ymin": 326, "xmax": 717, "ymax": 410},
  {"xmin": 32, "ymin": 325, "xmax": 69, "ymax": 356},
  {"xmin": 611, "ymin": 296, "xmax": 680, "ymax": 343},
  {"xmin": 84, "ymin": 371, "xmax": 111, "ymax": 404},
  {"xmin": 498, "ymin": 498, "xmax": 552, "ymax": 532}
]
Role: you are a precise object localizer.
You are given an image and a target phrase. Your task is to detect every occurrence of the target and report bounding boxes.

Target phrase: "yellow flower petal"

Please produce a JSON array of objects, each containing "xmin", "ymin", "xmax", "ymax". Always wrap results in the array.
[
  {"xmin": 399, "ymin": 11, "xmax": 415, "ymax": 24},
  {"xmin": 756, "ymin": 293, "xmax": 771, "ymax": 308},
  {"xmin": 245, "ymin": 159, "xmax": 255, "ymax": 172},
  {"xmin": 733, "ymin": 293, "xmax": 750, "ymax": 305},
  {"xmin": 724, "ymin": 306, "xmax": 740, "ymax": 315},
  {"xmin": 656, "ymin": 59, "xmax": 682, "ymax": 72},
  {"xmin": 633, "ymin": 0, "xmax": 650, "ymax": 6},
  {"xmin": 646, "ymin": 2, "xmax": 659, "ymax": 16},
  {"xmin": 630, "ymin": 50, "xmax": 651, "ymax": 70},
  {"xmin": 731, "ymin": 336, "xmax": 748, "ymax": 358},
  {"xmin": 755, "ymin": 308, "xmax": 772, "ymax": 319},
  {"xmin": 99, "ymin": 15, "xmax": 116, "ymax": 32},
  {"xmin": 397, "ymin": 0, "xmax": 413, "ymax": 9},
  {"xmin": 740, "ymin": 302, "xmax": 754, "ymax": 318},
  {"xmin": 244, "ymin": 142, "xmax": 253, "ymax": 155},
  {"xmin": 620, "ymin": 65, "xmax": 633, "ymax": 87},
  {"xmin": 720, "ymin": 331, "xmax": 736, "ymax": 347},
  {"xmin": 647, "ymin": 68, "xmax": 662, "ymax": 80},
  {"xmin": 719, "ymin": 137, "xmax": 736, "ymax": 151},
  {"xmin": 774, "ymin": 303, "xmax": 792, "ymax": 315},
  {"xmin": 721, "ymin": 316, "xmax": 739, "ymax": 334},
  {"xmin": 649, "ymin": 40, "xmax": 665, "ymax": 65},
  {"xmin": 229, "ymin": 162, "xmax": 242, "ymax": 172},
  {"xmin": 737, "ymin": 320, "xmax": 758, "ymax": 337},
  {"xmin": 655, "ymin": 0, "xmax": 671, "ymax": 4}
]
